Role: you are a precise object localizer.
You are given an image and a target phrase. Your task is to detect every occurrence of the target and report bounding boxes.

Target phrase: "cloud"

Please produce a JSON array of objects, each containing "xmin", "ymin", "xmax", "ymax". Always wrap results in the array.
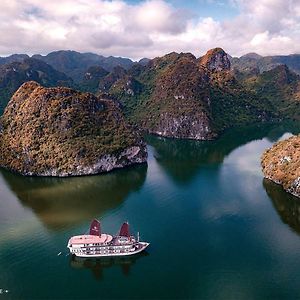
[{"xmin": 0, "ymin": 0, "xmax": 300, "ymax": 59}]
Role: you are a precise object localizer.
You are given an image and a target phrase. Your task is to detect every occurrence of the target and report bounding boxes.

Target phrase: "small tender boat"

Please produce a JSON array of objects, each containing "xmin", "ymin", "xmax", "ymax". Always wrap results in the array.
[{"xmin": 67, "ymin": 219, "xmax": 149, "ymax": 257}]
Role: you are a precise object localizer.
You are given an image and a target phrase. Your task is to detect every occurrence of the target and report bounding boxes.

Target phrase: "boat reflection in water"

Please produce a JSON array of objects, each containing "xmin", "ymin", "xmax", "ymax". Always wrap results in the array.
[
  {"xmin": 263, "ymin": 178, "xmax": 300, "ymax": 234},
  {"xmin": 70, "ymin": 251, "xmax": 149, "ymax": 279}
]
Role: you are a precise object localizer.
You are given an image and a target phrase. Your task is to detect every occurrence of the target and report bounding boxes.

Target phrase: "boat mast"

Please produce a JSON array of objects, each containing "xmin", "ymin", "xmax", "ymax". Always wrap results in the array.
[{"xmin": 137, "ymin": 231, "xmax": 140, "ymax": 242}]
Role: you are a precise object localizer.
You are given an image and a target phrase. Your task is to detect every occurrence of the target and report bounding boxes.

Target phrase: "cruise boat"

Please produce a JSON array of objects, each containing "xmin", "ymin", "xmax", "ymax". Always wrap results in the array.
[{"xmin": 67, "ymin": 219, "xmax": 149, "ymax": 258}]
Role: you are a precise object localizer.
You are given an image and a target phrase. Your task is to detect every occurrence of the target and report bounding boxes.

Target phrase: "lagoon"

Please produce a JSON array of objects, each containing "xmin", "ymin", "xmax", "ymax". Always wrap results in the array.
[{"xmin": 1, "ymin": 123, "xmax": 300, "ymax": 299}]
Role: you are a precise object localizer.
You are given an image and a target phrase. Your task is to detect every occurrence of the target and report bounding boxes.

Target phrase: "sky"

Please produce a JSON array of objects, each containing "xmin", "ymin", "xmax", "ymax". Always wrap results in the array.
[{"xmin": 1, "ymin": 0, "xmax": 300, "ymax": 60}]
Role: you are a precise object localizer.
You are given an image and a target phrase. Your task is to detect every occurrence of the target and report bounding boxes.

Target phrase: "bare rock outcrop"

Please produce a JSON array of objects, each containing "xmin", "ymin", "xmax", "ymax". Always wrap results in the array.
[
  {"xmin": 199, "ymin": 48, "xmax": 231, "ymax": 72},
  {"xmin": 261, "ymin": 135, "xmax": 300, "ymax": 197}
]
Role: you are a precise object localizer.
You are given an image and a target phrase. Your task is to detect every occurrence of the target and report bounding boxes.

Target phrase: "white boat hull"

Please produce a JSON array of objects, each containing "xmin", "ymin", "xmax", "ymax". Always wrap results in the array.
[{"xmin": 68, "ymin": 242, "xmax": 150, "ymax": 258}]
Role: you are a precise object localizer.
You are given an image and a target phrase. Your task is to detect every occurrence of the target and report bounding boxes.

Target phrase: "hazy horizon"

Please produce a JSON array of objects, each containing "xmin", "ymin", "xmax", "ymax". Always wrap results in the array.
[
  {"xmin": 2, "ymin": 48, "xmax": 300, "ymax": 62},
  {"xmin": 1, "ymin": 0, "xmax": 300, "ymax": 60}
]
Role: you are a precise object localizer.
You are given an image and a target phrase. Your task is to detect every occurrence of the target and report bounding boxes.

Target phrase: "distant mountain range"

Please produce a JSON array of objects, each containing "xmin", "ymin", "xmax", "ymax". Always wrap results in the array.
[
  {"xmin": 0, "ymin": 57, "xmax": 73, "ymax": 113},
  {"xmin": 231, "ymin": 53, "xmax": 300, "ymax": 76},
  {"xmin": 0, "ymin": 50, "xmax": 139, "ymax": 112},
  {"xmin": 31, "ymin": 50, "xmax": 135, "ymax": 82},
  {"xmin": 0, "ymin": 51, "xmax": 136, "ymax": 80},
  {"xmin": 0, "ymin": 48, "xmax": 300, "ymax": 140}
]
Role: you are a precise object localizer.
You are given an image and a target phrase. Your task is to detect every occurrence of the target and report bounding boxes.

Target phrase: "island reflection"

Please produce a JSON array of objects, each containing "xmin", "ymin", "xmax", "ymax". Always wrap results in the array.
[
  {"xmin": 263, "ymin": 178, "xmax": 300, "ymax": 234},
  {"xmin": 147, "ymin": 122, "xmax": 300, "ymax": 185},
  {"xmin": 70, "ymin": 252, "xmax": 149, "ymax": 280},
  {"xmin": 0, "ymin": 164, "xmax": 147, "ymax": 230}
]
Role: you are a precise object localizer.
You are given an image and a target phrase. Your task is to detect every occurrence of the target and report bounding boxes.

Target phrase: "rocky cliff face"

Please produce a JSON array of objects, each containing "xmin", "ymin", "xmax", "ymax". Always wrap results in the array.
[
  {"xmin": 0, "ymin": 81, "xmax": 147, "ymax": 177},
  {"xmin": 199, "ymin": 48, "xmax": 231, "ymax": 72},
  {"xmin": 108, "ymin": 52, "xmax": 217, "ymax": 140},
  {"xmin": 142, "ymin": 53, "xmax": 216, "ymax": 140},
  {"xmin": 261, "ymin": 135, "xmax": 300, "ymax": 197}
]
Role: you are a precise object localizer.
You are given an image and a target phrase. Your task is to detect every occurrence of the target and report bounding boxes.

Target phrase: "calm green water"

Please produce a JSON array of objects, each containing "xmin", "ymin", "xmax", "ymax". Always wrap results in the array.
[{"xmin": 1, "ymin": 122, "xmax": 300, "ymax": 299}]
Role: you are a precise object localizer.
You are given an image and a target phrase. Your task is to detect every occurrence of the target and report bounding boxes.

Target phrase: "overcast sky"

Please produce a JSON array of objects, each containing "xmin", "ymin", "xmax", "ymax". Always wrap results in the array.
[{"xmin": 1, "ymin": 0, "xmax": 300, "ymax": 60}]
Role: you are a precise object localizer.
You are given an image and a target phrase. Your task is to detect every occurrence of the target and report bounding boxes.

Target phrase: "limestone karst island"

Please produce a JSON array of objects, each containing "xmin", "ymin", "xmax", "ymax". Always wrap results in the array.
[
  {"xmin": 0, "ymin": 82, "xmax": 146, "ymax": 176},
  {"xmin": 1, "ymin": 0, "xmax": 300, "ymax": 299},
  {"xmin": 262, "ymin": 136, "xmax": 300, "ymax": 197}
]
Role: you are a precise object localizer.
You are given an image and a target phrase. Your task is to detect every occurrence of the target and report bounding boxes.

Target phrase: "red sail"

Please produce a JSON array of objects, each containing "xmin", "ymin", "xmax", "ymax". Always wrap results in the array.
[
  {"xmin": 89, "ymin": 219, "xmax": 101, "ymax": 236},
  {"xmin": 119, "ymin": 222, "xmax": 130, "ymax": 237}
]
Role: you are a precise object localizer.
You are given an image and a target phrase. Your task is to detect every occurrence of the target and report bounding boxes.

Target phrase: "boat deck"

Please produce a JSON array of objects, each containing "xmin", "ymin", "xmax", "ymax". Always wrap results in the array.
[{"xmin": 69, "ymin": 234, "xmax": 113, "ymax": 245}]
